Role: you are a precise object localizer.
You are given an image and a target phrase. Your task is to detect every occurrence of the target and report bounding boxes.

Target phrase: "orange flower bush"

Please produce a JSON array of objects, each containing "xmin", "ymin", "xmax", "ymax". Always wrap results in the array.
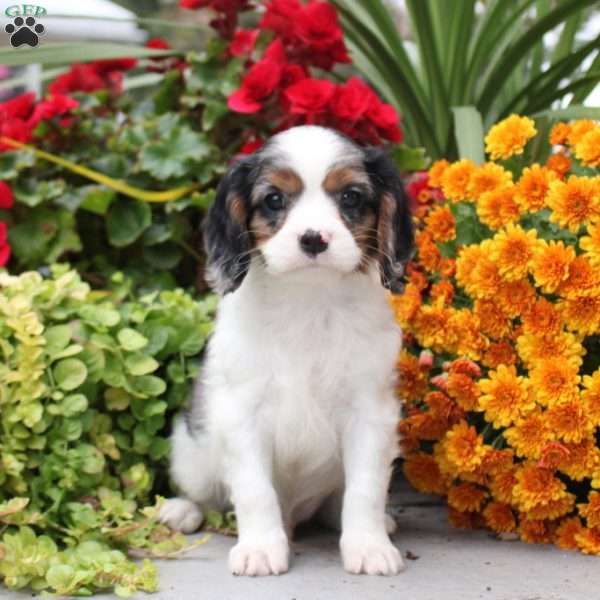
[{"xmin": 396, "ymin": 117, "xmax": 600, "ymax": 555}]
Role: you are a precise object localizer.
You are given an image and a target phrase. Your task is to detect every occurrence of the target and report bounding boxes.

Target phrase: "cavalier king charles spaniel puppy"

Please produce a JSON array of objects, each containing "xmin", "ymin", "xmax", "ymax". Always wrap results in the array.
[{"xmin": 159, "ymin": 125, "xmax": 414, "ymax": 577}]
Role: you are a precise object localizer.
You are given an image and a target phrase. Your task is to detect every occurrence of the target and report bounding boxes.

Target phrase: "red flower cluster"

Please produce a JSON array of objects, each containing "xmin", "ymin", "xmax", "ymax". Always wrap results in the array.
[
  {"xmin": 0, "ymin": 91, "xmax": 79, "ymax": 150},
  {"xmin": 405, "ymin": 172, "xmax": 444, "ymax": 218},
  {"xmin": 145, "ymin": 38, "xmax": 187, "ymax": 73},
  {"xmin": 49, "ymin": 58, "xmax": 137, "ymax": 96}
]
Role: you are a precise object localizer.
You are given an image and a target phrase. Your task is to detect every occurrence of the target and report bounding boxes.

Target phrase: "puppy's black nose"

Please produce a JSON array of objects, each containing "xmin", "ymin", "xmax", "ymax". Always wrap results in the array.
[{"xmin": 299, "ymin": 229, "xmax": 328, "ymax": 256}]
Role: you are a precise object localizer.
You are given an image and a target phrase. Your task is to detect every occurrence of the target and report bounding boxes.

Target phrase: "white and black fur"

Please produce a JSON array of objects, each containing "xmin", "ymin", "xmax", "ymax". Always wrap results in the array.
[{"xmin": 160, "ymin": 126, "xmax": 413, "ymax": 576}]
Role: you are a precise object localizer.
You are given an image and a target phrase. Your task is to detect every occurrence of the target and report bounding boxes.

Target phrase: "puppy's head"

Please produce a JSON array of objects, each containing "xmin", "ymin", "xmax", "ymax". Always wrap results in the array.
[{"xmin": 204, "ymin": 126, "xmax": 413, "ymax": 294}]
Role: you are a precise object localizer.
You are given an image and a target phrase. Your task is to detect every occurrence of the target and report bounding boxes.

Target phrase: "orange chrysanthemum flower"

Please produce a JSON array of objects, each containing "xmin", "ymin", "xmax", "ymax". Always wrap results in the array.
[
  {"xmin": 579, "ymin": 492, "xmax": 600, "ymax": 529},
  {"xmin": 559, "ymin": 294, "xmax": 600, "ymax": 336},
  {"xmin": 447, "ymin": 372, "xmax": 480, "ymax": 412},
  {"xmin": 580, "ymin": 222, "xmax": 600, "ymax": 267},
  {"xmin": 531, "ymin": 240, "xmax": 575, "ymax": 293},
  {"xmin": 549, "ymin": 122, "xmax": 571, "ymax": 145},
  {"xmin": 441, "ymin": 159, "xmax": 476, "ymax": 202},
  {"xmin": 514, "ymin": 164, "xmax": 557, "ymax": 212},
  {"xmin": 555, "ymin": 439, "xmax": 600, "ymax": 481},
  {"xmin": 504, "ymin": 410, "xmax": 553, "ymax": 460},
  {"xmin": 518, "ymin": 517, "xmax": 556, "ymax": 544},
  {"xmin": 485, "ymin": 114, "xmax": 536, "ymax": 160},
  {"xmin": 416, "ymin": 230, "xmax": 442, "ymax": 273},
  {"xmin": 428, "ymin": 159, "xmax": 450, "ymax": 188},
  {"xmin": 478, "ymin": 365, "xmax": 534, "ymax": 428},
  {"xmin": 489, "ymin": 224, "xmax": 540, "ymax": 281},
  {"xmin": 516, "ymin": 331, "xmax": 584, "ymax": 370},
  {"xmin": 482, "ymin": 341, "xmax": 517, "ymax": 369},
  {"xmin": 521, "ymin": 298, "xmax": 562, "ymax": 337},
  {"xmin": 576, "ymin": 527, "xmax": 600, "ymax": 555},
  {"xmin": 448, "ymin": 483, "xmax": 487, "ymax": 513},
  {"xmin": 558, "ymin": 255, "xmax": 600, "ymax": 298},
  {"xmin": 425, "ymin": 205, "xmax": 456, "ymax": 242},
  {"xmin": 430, "ymin": 280, "xmax": 454, "ymax": 306},
  {"xmin": 403, "ymin": 451, "xmax": 448, "ymax": 495},
  {"xmin": 483, "ymin": 501, "xmax": 516, "ymax": 533},
  {"xmin": 473, "ymin": 299, "xmax": 511, "ymax": 339},
  {"xmin": 413, "ymin": 304, "xmax": 455, "ymax": 351},
  {"xmin": 547, "ymin": 176, "xmax": 600, "ymax": 232},
  {"xmin": 408, "ymin": 267, "xmax": 429, "ymax": 290},
  {"xmin": 467, "ymin": 162, "xmax": 512, "ymax": 198},
  {"xmin": 448, "ymin": 309, "xmax": 488, "ymax": 360},
  {"xmin": 513, "ymin": 463, "xmax": 568, "ymax": 511},
  {"xmin": 574, "ymin": 127, "xmax": 600, "ymax": 168},
  {"xmin": 469, "ymin": 244, "xmax": 504, "ymax": 298},
  {"xmin": 455, "ymin": 244, "xmax": 486, "ymax": 295},
  {"xmin": 582, "ymin": 370, "xmax": 600, "ymax": 427},
  {"xmin": 391, "ymin": 282, "xmax": 421, "ymax": 326},
  {"xmin": 495, "ymin": 279, "xmax": 536, "ymax": 318},
  {"xmin": 477, "ymin": 184, "xmax": 521, "ymax": 230},
  {"xmin": 397, "ymin": 350, "xmax": 428, "ymax": 402},
  {"xmin": 530, "ymin": 358, "xmax": 580, "ymax": 406},
  {"xmin": 448, "ymin": 507, "xmax": 480, "ymax": 529},
  {"xmin": 546, "ymin": 400, "xmax": 594, "ymax": 444},
  {"xmin": 402, "ymin": 412, "xmax": 448, "ymax": 441},
  {"xmin": 555, "ymin": 517, "xmax": 585, "ymax": 551},
  {"xmin": 567, "ymin": 119, "xmax": 596, "ymax": 146},
  {"xmin": 444, "ymin": 421, "xmax": 487, "ymax": 472},
  {"xmin": 490, "ymin": 468, "xmax": 517, "ymax": 504},
  {"xmin": 527, "ymin": 494, "xmax": 575, "ymax": 520},
  {"xmin": 545, "ymin": 153, "xmax": 571, "ymax": 178}
]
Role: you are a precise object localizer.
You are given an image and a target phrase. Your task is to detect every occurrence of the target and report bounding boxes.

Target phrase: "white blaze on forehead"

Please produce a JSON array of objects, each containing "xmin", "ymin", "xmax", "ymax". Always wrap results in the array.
[{"xmin": 263, "ymin": 126, "xmax": 362, "ymax": 192}]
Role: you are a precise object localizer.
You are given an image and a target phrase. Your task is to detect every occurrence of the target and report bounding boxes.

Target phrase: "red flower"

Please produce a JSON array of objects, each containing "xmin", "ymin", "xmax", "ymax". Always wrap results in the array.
[
  {"xmin": 260, "ymin": 0, "xmax": 302, "ymax": 40},
  {"xmin": 27, "ymin": 94, "xmax": 79, "ymax": 128},
  {"xmin": 92, "ymin": 58, "xmax": 137, "ymax": 74},
  {"xmin": 0, "ymin": 118, "xmax": 31, "ymax": 149},
  {"xmin": 49, "ymin": 64, "xmax": 106, "ymax": 95},
  {"xmin": 179, "ymin": 0, "xmax": 210, "ymax": 8},
  {"xmin": 366, "ymin": 99, "xmax": 403, "ymax": 143},
  {"xmin": 239, "ymin": 137, "xmax": 264, "ymax": 154},
  {"xmin": 0, "ymin": 92, "xmax": 35, "ymax": 120},
  {"xmin": 229, "ymin": 28, "xmax": 259, "ymax": 56},
  {"xmin": 146, "ymin": 37, "xmax": 171, "ymax": 50},
  {"xmin": 283, "ymin": 78, "xmax": 335, "ymax": 114},
  {"xmin": 0, "ymin": 221, "xmax": 10, "ymax": 267},
  {"xmin": 331, "ymin": 77, "xmax": 373, "ymax": 123},
  {"xmin": 228, "ymin": 45, "xmax": 285, "ymax": 113},
  {"xmin": 0, "ymin": 182, "xmax": 13, "ymax": 209},
  {"xmin": 296, "ymin": 2, "xmax": 343, "ymax": 50}
]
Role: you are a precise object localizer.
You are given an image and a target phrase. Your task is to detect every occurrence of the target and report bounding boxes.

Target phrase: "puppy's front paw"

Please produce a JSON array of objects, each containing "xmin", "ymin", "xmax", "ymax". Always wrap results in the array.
[
  {"xmin": 159, "ymin": 497, "xmax": 204, "ymax": 533},
  {"xmin": 341, "ymin": 533, "xmax": 404, "ymax": 575},
  {"xmin": 229, "ymin": 532, "xmax": 289, "ymax": 576}
]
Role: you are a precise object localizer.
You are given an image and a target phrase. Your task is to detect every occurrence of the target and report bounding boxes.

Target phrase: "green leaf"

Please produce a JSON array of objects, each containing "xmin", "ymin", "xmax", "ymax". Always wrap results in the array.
[
  {"xmin": 80, "ymin": 186, "xmax": 116, "ymax": 215},
  {"xmin": 117, "ymin": 328, "xmax": 149, "ymax": 351},
  {"xmin": 143, "ymin": 243, "xmax": 182, "ymax": 270},
  {"xmin": 452, "ymin": 106, "xmax": 485, "ymax": 164},
  {"xmin": 125, "ymin": 353, "xmax": 159, "ymax": 376},
  {"xmin": 53, "ymin": 358, "xmax": 88, "ymax": 391},
  {"xmin": 61, "ymin": 394, "xmax": 88, "ymax": 417},
  {"xmin": 0, "ymin": 42, "xmax": 179, "ymax": 67},
  {"xmin": 14, "ymin": 179, "xmax": 65, "ymax": 207},
  {"xmin": 532, "ymin": 106, "xmax": 600, "ymax": 121},
  {"xmin": 44, "ymin": 325, "xmax": 72, "ymax": 356},
  {"xmin": 106, "ymin": 199, "xmax": 152, "ymax": 247},
  {"xmin": 392, "ymin": 145, "xmax": 429, "ymax": 172},
  {"xmin": 140, "ymin": 125, "xmax": 211, "ymax": 180},
  {"xmin": 132, "ymin": 375, "xmax": 166, "ymax": 397}
]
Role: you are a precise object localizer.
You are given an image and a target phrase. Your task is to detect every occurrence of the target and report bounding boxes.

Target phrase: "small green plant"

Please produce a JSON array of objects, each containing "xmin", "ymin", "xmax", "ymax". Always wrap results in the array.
[{"xmin": 0, "ymin": 265, "xmax": 216, "ymax": 596}]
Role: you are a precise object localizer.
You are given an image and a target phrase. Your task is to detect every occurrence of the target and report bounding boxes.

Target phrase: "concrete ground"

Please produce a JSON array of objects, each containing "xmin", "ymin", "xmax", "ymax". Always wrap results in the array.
[{"xmin": 6, "ymin": 486, "xmax": 598, "ymax": 599}]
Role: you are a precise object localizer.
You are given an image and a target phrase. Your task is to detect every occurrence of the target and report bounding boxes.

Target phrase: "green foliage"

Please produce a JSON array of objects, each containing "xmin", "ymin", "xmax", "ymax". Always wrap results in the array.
[
  {"xmin": 333, "ymin": 0, "xmax": 600, "ymax": 159},
  {"xmin": 2, "ymin": 42, "xmax": 241, "ymax": 291},
  {"xmin": 0, "ymin": 266, "xmax": 216, "ymax": 595}
]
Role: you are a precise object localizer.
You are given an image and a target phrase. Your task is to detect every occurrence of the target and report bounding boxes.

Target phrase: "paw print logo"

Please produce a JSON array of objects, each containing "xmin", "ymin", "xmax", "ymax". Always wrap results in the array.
[{"xmin": 5, "ymin": 16, "xmax": 45, "ymax": 48}]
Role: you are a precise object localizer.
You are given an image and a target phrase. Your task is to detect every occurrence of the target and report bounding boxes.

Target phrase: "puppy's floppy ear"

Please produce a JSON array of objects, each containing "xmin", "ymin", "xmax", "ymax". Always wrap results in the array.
[
  {"xmin": 203, "ymin": 155, "xmax": 257, "ymax": 295},
  {"xmin": 364, "ymin": 147, "xmax": 414, "ymax": 294}
]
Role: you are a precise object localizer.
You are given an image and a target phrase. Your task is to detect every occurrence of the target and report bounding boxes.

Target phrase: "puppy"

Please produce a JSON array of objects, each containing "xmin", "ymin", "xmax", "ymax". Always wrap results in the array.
[{"xmin": 159, "ymin": 125, "xmax": 414, "ymax": 576}]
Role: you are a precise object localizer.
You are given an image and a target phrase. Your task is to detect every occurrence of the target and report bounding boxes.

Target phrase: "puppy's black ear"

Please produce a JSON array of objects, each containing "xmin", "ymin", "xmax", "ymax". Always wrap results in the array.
[
  {"xmin": 364, "ymin": 147, "xmax": 414, "ymax": 294},
  {"xmin": 203, "ymin": 156, "xmax": 257, "ymax": 294}
]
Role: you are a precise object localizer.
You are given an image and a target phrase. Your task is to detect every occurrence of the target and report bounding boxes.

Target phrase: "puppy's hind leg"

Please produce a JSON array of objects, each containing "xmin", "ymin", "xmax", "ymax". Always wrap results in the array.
[{"xmin": 159, "ymin": 416, "xmax": 219, "ymax": 533}]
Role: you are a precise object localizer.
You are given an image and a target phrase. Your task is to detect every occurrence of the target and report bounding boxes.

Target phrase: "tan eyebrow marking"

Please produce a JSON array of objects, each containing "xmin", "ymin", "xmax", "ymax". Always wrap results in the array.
[
  {"xmin": 228, "ymin": 194, "xmax": 246, "ymax": 225},
  {"xmin": 323, "ymin": 166, "xmax": 370, "ymax": 194},
  {"xmin": 265, "ymin": 167, "xmax": 304, "ymax": 196}
]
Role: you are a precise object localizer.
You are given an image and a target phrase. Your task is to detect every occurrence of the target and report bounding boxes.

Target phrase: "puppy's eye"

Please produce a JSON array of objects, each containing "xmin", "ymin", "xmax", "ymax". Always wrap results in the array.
[
  {"xmin": 263, "ymin": 191, "xmax": 286, "ymax": 211},
  {"xmin": 341, "ymin": 188, "xmax": 365, "ymax": 210}
]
